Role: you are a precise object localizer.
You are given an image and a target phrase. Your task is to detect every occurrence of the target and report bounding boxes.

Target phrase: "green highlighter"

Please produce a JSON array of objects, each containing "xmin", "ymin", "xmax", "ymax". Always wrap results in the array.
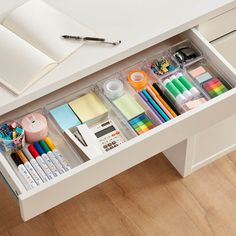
[
  {"xmin": 170, "ymin": 74, "xmax": 193, "ymax": 100},
  {"xmin": 177, "ymin": 73, "xmax": 200, "ymax": 98},
  {"xmin": 163, "ymin": 79, "xmax": 187, "ymax": 105},
  {"xmin": 39, "ymin": 140, "xmax": 65, "ymax": 174}
]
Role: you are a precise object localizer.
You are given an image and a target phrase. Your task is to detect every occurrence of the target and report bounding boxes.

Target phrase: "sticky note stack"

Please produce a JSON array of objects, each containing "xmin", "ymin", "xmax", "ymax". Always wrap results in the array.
[
  {"xmin": 69, "ymin": 92, "xmax": 108, "ymax": 124},
  {"xmin": 113, "ymin": 93, "xmax": 144, "ymax": 120},
  {"xmin": 50, "ymin": 104, "xmax": 81, "ymax": 130}
]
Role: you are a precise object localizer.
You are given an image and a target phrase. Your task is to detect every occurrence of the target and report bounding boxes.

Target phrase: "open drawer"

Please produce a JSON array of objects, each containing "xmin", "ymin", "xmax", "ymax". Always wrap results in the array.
[{"xmin": 1, "ymin": 28, "xmax": 236, "ymax": 221}]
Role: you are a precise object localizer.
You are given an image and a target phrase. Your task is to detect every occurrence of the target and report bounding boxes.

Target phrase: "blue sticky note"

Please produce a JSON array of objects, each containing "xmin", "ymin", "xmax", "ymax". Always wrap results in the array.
[{"xmin": 50, "ymin": 104, "xmax": 81, "ymax": 130}]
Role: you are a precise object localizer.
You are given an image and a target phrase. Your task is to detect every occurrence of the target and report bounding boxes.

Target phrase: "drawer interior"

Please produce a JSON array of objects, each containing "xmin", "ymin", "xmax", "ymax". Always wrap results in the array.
[{"xmin": 1, "ymin": 28, "xmax": 236, "ymax": 220}]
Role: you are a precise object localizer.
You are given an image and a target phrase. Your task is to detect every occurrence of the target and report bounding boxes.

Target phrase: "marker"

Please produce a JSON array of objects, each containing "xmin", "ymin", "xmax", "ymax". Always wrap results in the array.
[
  {"xmin": 45, "ymin": 137, "xmax": 71, "ymax": 171},
  {"xmin": 23, "ymin": 147, "xmax": 49, "ymax": 183},
  {"xmin": 10, "ymin": 153, "xmax": 37, "ymax": 189},
  {"xmin": 170, "ymin": 75, "xmax": 193, "ymax": 101},
  {"xmin": 34, "ymin": 142, "xmax": 60, "ymax": 177},
  {"xmin": 17, "ymin": 150, "xmax": 43, "ymax": 186},
  {"xmin": 39, "ymin": 140, "xmax": 65, "ymax": 174},
  {"xmin": 163, "ymin": 79, "xmax": 187, "ymax": 105},
  {"xmin": 28, "ymin": 144, "xmax": 54, "ymax": 180},
  {"xmin": 177, "ymin": 73, "xmax": 200, "ymax": 98}
]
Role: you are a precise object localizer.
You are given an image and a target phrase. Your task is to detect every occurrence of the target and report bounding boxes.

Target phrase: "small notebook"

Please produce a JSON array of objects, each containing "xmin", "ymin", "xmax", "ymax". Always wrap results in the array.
[
  {"xmin": 0, "ymin": 0, "xmax": 94, "ymax": 94},
  {"xmin": 113, "ymin": 94, "xmax": 145, "ymax": 120},
  {"xmin": 69, "ymin": 92, "xmax": 108, "ymax": 123}
]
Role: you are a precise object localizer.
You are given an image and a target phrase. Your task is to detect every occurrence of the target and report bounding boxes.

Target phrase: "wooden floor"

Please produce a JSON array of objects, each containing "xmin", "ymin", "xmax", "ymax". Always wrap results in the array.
[{"xmin": 1, "ymin": 151, "xmax": 236, "ymax": 236}]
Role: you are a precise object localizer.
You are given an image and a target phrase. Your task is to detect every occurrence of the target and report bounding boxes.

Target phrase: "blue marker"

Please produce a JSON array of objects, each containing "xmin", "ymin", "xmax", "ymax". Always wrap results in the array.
[{"xmin": 34, "ymin": 142, "xmax": 60, "ymax": 177}]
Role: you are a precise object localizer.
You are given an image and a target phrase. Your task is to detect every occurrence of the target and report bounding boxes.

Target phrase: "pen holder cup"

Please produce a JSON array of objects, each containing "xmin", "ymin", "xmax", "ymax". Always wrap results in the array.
[{"xmin": 0, "ymin": 121, "xmax": 25, "ymax": 153}]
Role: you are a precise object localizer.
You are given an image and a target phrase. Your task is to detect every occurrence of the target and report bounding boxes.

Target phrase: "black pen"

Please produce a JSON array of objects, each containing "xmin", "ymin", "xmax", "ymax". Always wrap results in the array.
[{"xmin": 61, "ymin": 35, "xmax": 121, "ymax": 46}]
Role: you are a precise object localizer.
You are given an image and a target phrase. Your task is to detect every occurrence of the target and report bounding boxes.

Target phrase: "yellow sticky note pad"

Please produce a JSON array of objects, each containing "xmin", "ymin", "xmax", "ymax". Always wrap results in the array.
[
  {"xmin": 113, "ymin": 94, "xmax": 144, "ymax": 120},
  {"xmin": 69, "ymin": 92, "xmax": 108, "ymax": 123}
]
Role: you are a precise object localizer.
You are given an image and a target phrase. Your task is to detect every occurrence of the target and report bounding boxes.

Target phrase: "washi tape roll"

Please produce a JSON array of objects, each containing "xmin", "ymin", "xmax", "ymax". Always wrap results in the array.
[
  {"xmin": 21, "ymin": 113, "xmax": 48, "ymax": 143},
  {"xmin": 128, "ymin": 70, "xmax": 148, "ymax": 91},
  {"xmin": 103, "ymin": 79, "xmax": 124, "ymax": 100}
]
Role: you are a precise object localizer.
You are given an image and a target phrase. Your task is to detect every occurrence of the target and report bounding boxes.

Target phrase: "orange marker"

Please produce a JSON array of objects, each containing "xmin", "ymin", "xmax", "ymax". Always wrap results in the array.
[
  {"xmin": 17, "ymin": 150, "xmax": 43, "ymax": 185},
  {"xmin": 150, "ymin": 85, "xmax": 177, "ymax": 118}
]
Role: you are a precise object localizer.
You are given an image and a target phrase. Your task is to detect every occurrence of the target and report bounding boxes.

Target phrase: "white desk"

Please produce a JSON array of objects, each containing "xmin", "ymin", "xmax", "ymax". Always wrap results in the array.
[{"xmin": 0, "ymin": 0, "xmax": 233, "ymax": 115}]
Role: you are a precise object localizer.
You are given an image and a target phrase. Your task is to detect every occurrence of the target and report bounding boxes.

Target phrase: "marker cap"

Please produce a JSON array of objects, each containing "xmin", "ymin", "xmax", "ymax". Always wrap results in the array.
[
  {"xmin": 39, "ymin": 140, "xmax": 50, "ymax": 153},
  {"xmin": 17, "ymin": 150, "xmax": 28, "ymax": 163},
  {"xmin": 23, "ymin": 147, "xmax": 34, "ymax": 161},
  {"xmin": 10, "ymin": 152, "xmax": 22, "ymax": 167},
  {"xmin": 28, "ymin": 144, "xmax": 40, "ymax": 158},
  {"xmin": 44, "ymin": 137, "xmax": 55, "ymax": 151},
  {"xmin": 33, "ymin": 142, "xmax": 45, "ymax": 155}
]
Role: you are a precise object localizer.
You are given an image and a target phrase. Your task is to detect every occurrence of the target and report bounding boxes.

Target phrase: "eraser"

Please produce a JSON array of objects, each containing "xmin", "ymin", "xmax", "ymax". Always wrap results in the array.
[{"xmin": 189, "ymin": 66, "xmax": 206, "ymax": 78}]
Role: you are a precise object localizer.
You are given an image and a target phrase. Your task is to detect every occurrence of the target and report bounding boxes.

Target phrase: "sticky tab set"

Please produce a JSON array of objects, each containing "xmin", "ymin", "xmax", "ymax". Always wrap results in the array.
[
  {"xmin": 202, "ymin": 78, "xmax": 228, "ymax": 98},
  {"xmin": 129, "ymin": 113, "xmax": 155, "ymax": 135}
]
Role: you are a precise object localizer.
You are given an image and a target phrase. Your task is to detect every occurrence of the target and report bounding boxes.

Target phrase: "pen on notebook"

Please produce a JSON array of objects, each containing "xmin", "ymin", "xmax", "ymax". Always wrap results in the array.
[{"xmin": 61, "ymin": 35, "xmax": 121, "ymax": 46}]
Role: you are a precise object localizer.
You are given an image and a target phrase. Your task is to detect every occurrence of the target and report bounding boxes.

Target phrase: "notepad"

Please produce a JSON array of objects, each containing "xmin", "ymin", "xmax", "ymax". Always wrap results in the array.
[
  {"xmin": 69, "ymin": 92, "xmax": 108, "ymax": 123},
  {"xmin": 50, "ymin": 104, "xmax": 81, "ymax": 130},
  {"xmin": 0, "ymin": 0, "xmax": 94, "ymax": 94},
  {"xmin": 113, "ymin": 94, "xmax": 145, "ymax": 120}
]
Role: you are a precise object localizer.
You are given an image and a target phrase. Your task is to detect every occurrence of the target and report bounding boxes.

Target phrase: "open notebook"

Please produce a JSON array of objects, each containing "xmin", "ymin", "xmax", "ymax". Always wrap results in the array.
[{"xmin": 0, "ymin": 0, "xmax": 94, "ymax": 94}]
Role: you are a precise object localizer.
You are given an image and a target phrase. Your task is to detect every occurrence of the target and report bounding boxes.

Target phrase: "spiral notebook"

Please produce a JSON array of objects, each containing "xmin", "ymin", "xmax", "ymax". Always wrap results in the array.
[{"xmin": 0, "ymin": 0, "xmax": 94, "ymax": 94}]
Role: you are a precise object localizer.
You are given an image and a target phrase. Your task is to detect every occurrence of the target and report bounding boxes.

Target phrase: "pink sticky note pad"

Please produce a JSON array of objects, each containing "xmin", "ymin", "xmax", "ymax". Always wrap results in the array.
[{"xmin": 189, "ymin": 66, "xmax": 206, "ymax": 78}]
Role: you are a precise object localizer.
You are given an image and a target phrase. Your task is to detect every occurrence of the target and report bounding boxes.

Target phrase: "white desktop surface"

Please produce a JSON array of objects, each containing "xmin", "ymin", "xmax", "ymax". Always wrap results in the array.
[{"xmin": 0, "ymin": 0, "xmax": 233, "ymax": 115}]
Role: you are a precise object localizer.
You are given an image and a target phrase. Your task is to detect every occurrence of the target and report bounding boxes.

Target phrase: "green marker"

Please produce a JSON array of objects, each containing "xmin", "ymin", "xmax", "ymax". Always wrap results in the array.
[
  {"xmin": 39, "ymin": 140, "xmax": 65, "ymax": 174},
  {"xmin": 170, "ymin": 75, "xmax": 193, "ymax": 101},
  {"xmin": 177, "ymin": 73, "xmax": 200, "ymax": 98},
  {"xmin": 163, "ymin": 79, "xmax": 187, "ymax": 105}
]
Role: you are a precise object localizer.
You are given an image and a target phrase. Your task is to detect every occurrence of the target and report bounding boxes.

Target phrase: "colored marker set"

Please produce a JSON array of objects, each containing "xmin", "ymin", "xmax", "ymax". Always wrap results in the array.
[
  {"xmin": 187, "ymin": 61, "xmax": 229, "ymax": 98},
  {"xmin": 10, "ymin": 137, "xmax": 71, "ymax": 190},
  {"xmin": 0, "ymin": 110, "xmax": 76, "ymax": 191}
]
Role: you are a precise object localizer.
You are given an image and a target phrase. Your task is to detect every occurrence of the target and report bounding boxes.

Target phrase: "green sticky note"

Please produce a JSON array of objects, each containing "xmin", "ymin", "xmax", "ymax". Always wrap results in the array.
[{"xmin": 113, "ymin": 94, "xmax": 145, "ymax": 120}]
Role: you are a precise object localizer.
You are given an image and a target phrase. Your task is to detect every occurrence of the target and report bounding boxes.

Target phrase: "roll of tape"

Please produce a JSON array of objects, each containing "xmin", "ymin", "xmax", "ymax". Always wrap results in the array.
[
  {"xmin": 128, "ymin": 70, "xmax": 148, "ymax": 90},
  {"xmin": 103, "ymin": 79, "xmax": 124, "ymax": 100},
  {"xmin": 21, "ymin": 113, "xmax": 48, "ymax": 143}
]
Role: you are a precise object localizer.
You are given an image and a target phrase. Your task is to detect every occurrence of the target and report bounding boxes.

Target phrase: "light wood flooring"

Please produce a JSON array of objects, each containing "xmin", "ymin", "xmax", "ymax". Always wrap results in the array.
[{"xmin": 1, "ymin": 150, "xmax": 236, "ymax": 236}]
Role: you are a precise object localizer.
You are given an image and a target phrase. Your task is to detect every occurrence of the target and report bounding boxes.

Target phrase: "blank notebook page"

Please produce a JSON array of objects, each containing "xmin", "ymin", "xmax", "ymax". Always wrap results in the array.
[
  {"xmin": 3, "ymin": 0, "xmax": 94, "ymax": 62},
  {"xmin": 0, "ymin": 25, "xmax": 55, "ymax": 94}
]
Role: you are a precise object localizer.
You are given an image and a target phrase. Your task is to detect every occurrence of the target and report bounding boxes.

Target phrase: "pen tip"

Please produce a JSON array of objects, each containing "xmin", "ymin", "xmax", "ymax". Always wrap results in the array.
[{"xmin": 113, "ymin": 40, "xmax": 121, "ymax": 46}]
